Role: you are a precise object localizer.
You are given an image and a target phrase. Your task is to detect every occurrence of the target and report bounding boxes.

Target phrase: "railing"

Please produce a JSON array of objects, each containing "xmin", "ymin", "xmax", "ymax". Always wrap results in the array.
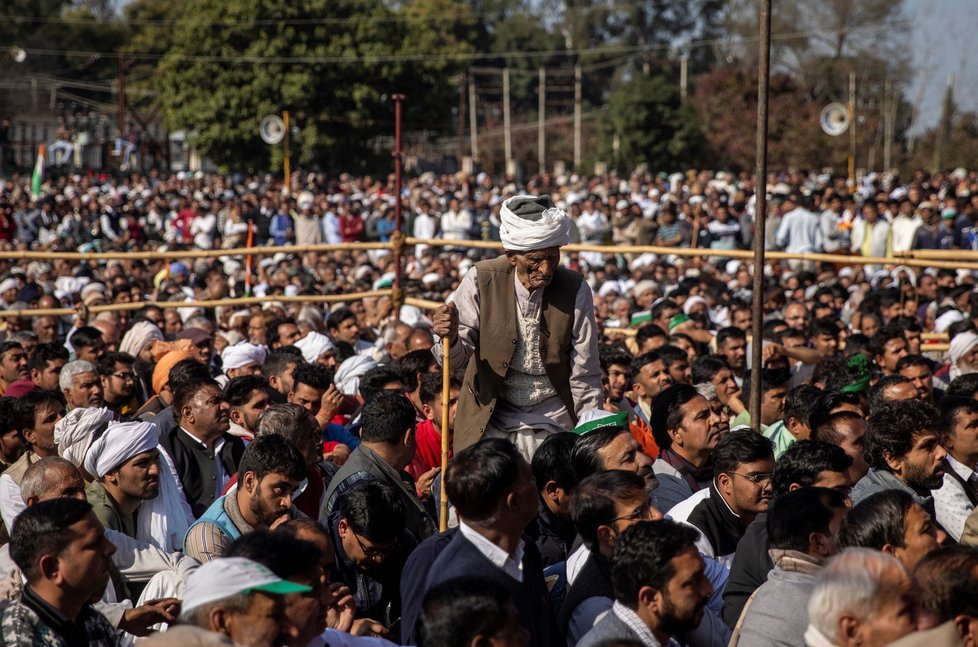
[{"xmin": 0, "ymin": 237, "xmax": 963, "ymax": 355}]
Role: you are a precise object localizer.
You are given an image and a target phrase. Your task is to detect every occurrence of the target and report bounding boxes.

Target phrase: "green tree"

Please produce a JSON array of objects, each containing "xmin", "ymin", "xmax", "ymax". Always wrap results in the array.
[
  {"xmin": 157, "ymin": 0, "xmax": 472, "ymax": 172},
  {"xmin": 597, "ymin": 73, "xmax": 703, "ymax": 172}
]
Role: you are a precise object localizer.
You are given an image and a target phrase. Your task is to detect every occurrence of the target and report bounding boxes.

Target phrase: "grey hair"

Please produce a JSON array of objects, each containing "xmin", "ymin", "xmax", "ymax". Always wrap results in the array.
[
  {"xmin": 177, "ymin": 592, "xmax": 253, "ymax": 627},
  {"xmin": 20, "ymin": 457, "xmax": 80, "ymax": 503},
  {"xmin": 381, "ymin": 320, "xmax": 410, "ymax": 345},
  {"xmin": 8, "ymin": 331, "xmax": 37, "ymax": 345},
  {"xmin": 695, "ymin": 382, "xmax": 718, "ymax": 401},
  {"xmin": 256, "ymin": 403, "xmax": 315, "ymax": 446},
  {"xmin": 59, "ymin": 360, "xmax": 98, "ymax": 391},
  {"xmin": 296, "ymin": 319, "xmax": 320, "ymax": 335},
  {"xmin": 185, "ymin": 315, "xmax": 213, "ymax": 330},
  {"xmin": 297, "ymin": 305, "xmax": 324, "ymax": 326},
  {"xmin": 807, "ymin": 548, "xmax": 909, "ymax": 643}
]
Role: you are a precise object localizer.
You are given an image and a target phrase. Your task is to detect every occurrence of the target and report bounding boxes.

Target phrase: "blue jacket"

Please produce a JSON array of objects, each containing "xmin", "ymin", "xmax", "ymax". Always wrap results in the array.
[{"xmin": 185, "ymin": 495, "xmax": 241, "ymax": 546}]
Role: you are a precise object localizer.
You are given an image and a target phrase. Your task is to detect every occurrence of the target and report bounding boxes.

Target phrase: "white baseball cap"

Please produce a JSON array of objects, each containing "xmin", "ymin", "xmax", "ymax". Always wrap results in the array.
[{"xmin": 181, "ymin": 557, "xmax": 311, "ymax": 614}]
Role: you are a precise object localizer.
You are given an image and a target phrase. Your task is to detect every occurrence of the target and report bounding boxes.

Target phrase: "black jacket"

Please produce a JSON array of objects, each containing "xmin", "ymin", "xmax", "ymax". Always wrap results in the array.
[
  {"xmin": 525, "ymin": 498, "xmax": 577, "ymax": 568},
  {"xmin": 687, "ymin": 482, "xmax": 750, "ymax": 561},
  {"xmin": 557, "ymin": 551, "xmax": 614, "ymax": 632},
  {"xmin": 327, "ymin": 514, "xmax": 415, "ymax": 626},
  {"xmin": 399, "ymin": 528, "xmax": 457, "ymax": 644},
  {"xmin": 423, "ymin": 530, "xmax": 553, "ymax": 647},
  {"xmin": 721, "ymin": 513, "xmax": 772, "ymax": 627},
  {"xmin": 159, "ymin": 427, "xmax": 244, "ymax": 518},
  {"xmin": 324, "ymin": 444, "xmax": 436, "ymax": 543}
]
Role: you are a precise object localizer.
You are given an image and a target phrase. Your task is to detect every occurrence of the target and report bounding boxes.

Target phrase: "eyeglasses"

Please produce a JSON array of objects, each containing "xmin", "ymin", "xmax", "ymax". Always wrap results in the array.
[
  {"xmin": 112, "ymin": 372, "xmax": 136, "ymax": 381},
  {"xmin": 728, "ymin": 472, "xmax": 774, "ymax": 487},
  {"xmin": 608, "ymin": 499, "xmax": 656, "ymax": 524},
  {"xmin": 352, "ymin": 532, "xmax": 395, "ymax": 558}
]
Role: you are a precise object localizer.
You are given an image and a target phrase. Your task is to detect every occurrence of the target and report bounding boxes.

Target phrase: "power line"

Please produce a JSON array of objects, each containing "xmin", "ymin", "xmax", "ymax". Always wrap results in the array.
[
  {"xmin": 3, "ymin": 4, "xmax": 651, "ymax": 27},
  {"xmin": 0, "ymin": 22, "xmax": 910, "ymax": 67}
]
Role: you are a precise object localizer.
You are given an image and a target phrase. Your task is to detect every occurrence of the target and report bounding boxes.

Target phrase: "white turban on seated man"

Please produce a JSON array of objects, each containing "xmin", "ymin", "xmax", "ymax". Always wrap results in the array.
[
  {"xmin": 84, "ymin": 420, "xmax": 194, "ymax": 552},
  {"xmin": 220, "ymin": 342, "xmax": 267, "ymax": 382}
]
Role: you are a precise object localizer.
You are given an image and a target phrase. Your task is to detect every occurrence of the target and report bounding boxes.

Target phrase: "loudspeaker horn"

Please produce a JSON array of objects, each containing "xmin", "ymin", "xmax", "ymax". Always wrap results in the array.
[
  {"xmin": 820, "ymin": 103, "xmax": 849, "ymax": 137},
  {"xmin": 260, "ymin": 115, "xmax": 285, "ymax": 145}
]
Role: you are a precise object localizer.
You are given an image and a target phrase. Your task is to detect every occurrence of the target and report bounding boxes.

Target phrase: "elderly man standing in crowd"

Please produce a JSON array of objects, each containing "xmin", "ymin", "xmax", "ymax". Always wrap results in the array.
[{"xmin": 432, "ymin": 195, "xmax": 602, "ymax": 457}]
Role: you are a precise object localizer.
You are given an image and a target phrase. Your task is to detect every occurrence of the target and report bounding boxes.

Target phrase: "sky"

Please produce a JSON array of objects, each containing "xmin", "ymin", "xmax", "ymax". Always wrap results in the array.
[{"xmin": 905, "ymin": 0, "xmax": 978, "ymax": 134}]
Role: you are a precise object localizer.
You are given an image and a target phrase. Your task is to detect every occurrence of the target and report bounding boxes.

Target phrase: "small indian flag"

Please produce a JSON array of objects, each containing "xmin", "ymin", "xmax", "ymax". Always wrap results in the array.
[{"xmin": 31, "ymin": 144, "xmax": 45, "ymax": 197}]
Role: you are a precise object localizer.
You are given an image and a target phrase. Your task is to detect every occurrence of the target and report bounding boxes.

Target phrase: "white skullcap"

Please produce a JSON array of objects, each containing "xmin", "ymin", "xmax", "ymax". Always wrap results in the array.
[
  {"xmin": 632, "ymin": 280, "xmax": 657, "ymax": 297},
  {"xmin": 119, "ymin": 321, "xmax": 164, "ymax": 358},
  {"xmin": 294, "ymin": 331, "xmax": 335, "ymax": 363},
  {"xmin": 949, "ymin": 332, "xmax": 978, "ymax": 365},
  {"xmin": 683, "ymin": 295, "xmax": 708, "ymax": 315},
  {"xmin": 934, "ymin": 310, "xmax": 966, "ymax": 334},
  {"xmin": 55, "ymin": 407, "xmax": 115, "ymax": 468},
  {"xmin": 499, "ymin": 195, "xmax": 570, "ymax": 252},
  {"xmin": 79, "ymin": 282, "xmax": 106, "ymax": 302},
  {"xmin": 84, "ymin": 421, "xmax": 159, "ymax": 479},
  {"xmin": 221, "ymin": 342, "xmax": 267, "ymax": 371}
]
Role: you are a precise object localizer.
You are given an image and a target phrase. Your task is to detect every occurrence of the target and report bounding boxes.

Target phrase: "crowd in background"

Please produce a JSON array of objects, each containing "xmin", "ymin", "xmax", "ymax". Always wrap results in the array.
[{"xmin": 1, "ymin": 166, "xmax": 978, "ymax": 646}]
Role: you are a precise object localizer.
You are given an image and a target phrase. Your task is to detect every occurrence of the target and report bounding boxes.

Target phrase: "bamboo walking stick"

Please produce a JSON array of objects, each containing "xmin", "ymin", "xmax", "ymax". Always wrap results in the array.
[{"xmin": 439, "ymin": 335, "xmax": 451, "ymax": 531}]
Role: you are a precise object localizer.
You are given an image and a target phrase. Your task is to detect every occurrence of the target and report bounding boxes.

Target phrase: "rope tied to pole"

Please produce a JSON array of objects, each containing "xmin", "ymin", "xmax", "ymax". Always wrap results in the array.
[{"xmin": 390, "ymin": 230, "xmax": 407, "ymax": 260}]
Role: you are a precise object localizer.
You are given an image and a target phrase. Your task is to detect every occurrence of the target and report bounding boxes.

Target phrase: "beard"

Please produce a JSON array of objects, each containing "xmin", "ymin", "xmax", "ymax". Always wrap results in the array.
[
  {"xmin": 657, "ymin": 592, "xmax": 705, "ymax": 636},
  {"xmin": 250, "ymin": 495, "xmax": 284, "ymax": 528},
  {"xmin": 903, "ymin": 460, "xmax": 944, "ymax": 492}
]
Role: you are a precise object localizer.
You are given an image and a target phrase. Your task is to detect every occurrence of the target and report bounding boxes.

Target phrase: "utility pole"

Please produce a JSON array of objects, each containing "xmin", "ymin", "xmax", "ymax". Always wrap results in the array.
[
  {"xmin": 848, "ymin": 71, "xmax": 856, "ymax": 187},
  {"xmin": 680, "ymin": 53, "xmax": 689, "ymax": 103},
  {"xmin": 283, "ymin": 111, "xmax": 290, "ymax": 196},
  {"xmin": 117, "ymin": 52, "xmax": 126, "ymax": 136},
  {"xmin": 457, "ymin": 73, "xmax": 466, "ymax": 165},
  {"xmin": 468, "ymin": 74, "xmax": 478, "ymax": 162},
  {"xmin": 538, "ymin": 66, "xmax": 546, "ymax": 174},
  {"xmin": 392, "ymin": 94, "xmax": 405, "ymax": 305},
  {"xmin": 883, "ymin": 79, "xmax": 892, "ymax": 171},
  {"xmin": 573, "ymin": 65, "xmax": 582, "ymax": 171},
  {"xmin": 503, "ymin": 68, "xmax": 512, "ymax": 175},
  {"xmin": 750, "ymin": 0, "xmax": 772, "ymax": 429}
]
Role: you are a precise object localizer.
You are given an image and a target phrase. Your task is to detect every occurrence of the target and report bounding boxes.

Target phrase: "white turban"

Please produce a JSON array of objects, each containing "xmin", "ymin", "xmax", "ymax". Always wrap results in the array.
[
  {"xmin": 0, "ymin": 278, "xmax": 17, "ymax": 294},
  {"xmin": 55, "ymin": 407, "xmax": 114, "ymax": 468},
  {"xmin": 295, "ymin": 331, "xmax": 336, "ymax": 364},
  {"xmin": 949, "ymin": 332, "xmax": 978, "ymax": 379},
  {"xmin": 683, "ymin": 295, "xmax": 708, "ymax": 315},
  {"xmin": 499, "ymin": 195, "xmax": 571, "ymax": 252},
  {"xmin": 335, "ymin": 355, "xmax": 377, "ymax": 396},
  {"xmin": 934, "ymin": 310, "xmax": 966, "ymax": 334},
  {"xmin": 84, "ymin": 421, "xmax": 194, "ymax": 551},
  {"xmin": 221, "ymin": 342, "xmax": 267, "ymax": 371},
  {"xmin": 84, "ymin": 421, "xmax": 160, "ymax": 479},
  {"xmin": 118, "ymin": 321, "xmax": 164, "ymax": 358}
]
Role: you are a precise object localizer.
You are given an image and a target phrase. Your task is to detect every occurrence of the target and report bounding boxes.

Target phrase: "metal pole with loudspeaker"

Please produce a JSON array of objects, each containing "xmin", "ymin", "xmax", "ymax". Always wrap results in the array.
[
  {"xmin": 260, "ymin": 114, "xmax": 288, "ymax": 193},
  {"xmin": 820, "ymin": 103, "xmax": 850, "ymax": 180}
]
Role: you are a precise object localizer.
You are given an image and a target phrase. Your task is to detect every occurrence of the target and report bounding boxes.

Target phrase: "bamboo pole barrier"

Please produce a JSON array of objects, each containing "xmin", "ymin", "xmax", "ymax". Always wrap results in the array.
[
  {"xmin": 0, "ymin": 291, "xmax": 392, "ymax": 319},
  {"xmin": 403, "ymin": 296, "xmax": 443, "ymax": 311},
  {"xmin": 601, "ymin": 328, "xmax": 952, "ymax": 341},
  {"xmin": 405, "ymin": 238, "xmax": 978, "ymax": 271},
  {"xmin": 439, "ymin": 336, "xmax": 451, "ymax": 531},
  {"xmin": 0, "ymin": 242, "xmax": 395, "ymax": 262},
  {"xmin": 899, "ymin": 250, "xmax": 978, "ymax": 260},
  {"xmin": 5, "ymin": 237, "xmax": 978, "ymax": 269}
]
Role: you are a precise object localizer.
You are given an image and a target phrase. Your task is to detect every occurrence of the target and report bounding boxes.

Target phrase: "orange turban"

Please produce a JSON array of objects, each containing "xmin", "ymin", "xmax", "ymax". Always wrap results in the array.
[{"xmin": 152, "ymin": 350, "xmax": 195, "ymax": 395}]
